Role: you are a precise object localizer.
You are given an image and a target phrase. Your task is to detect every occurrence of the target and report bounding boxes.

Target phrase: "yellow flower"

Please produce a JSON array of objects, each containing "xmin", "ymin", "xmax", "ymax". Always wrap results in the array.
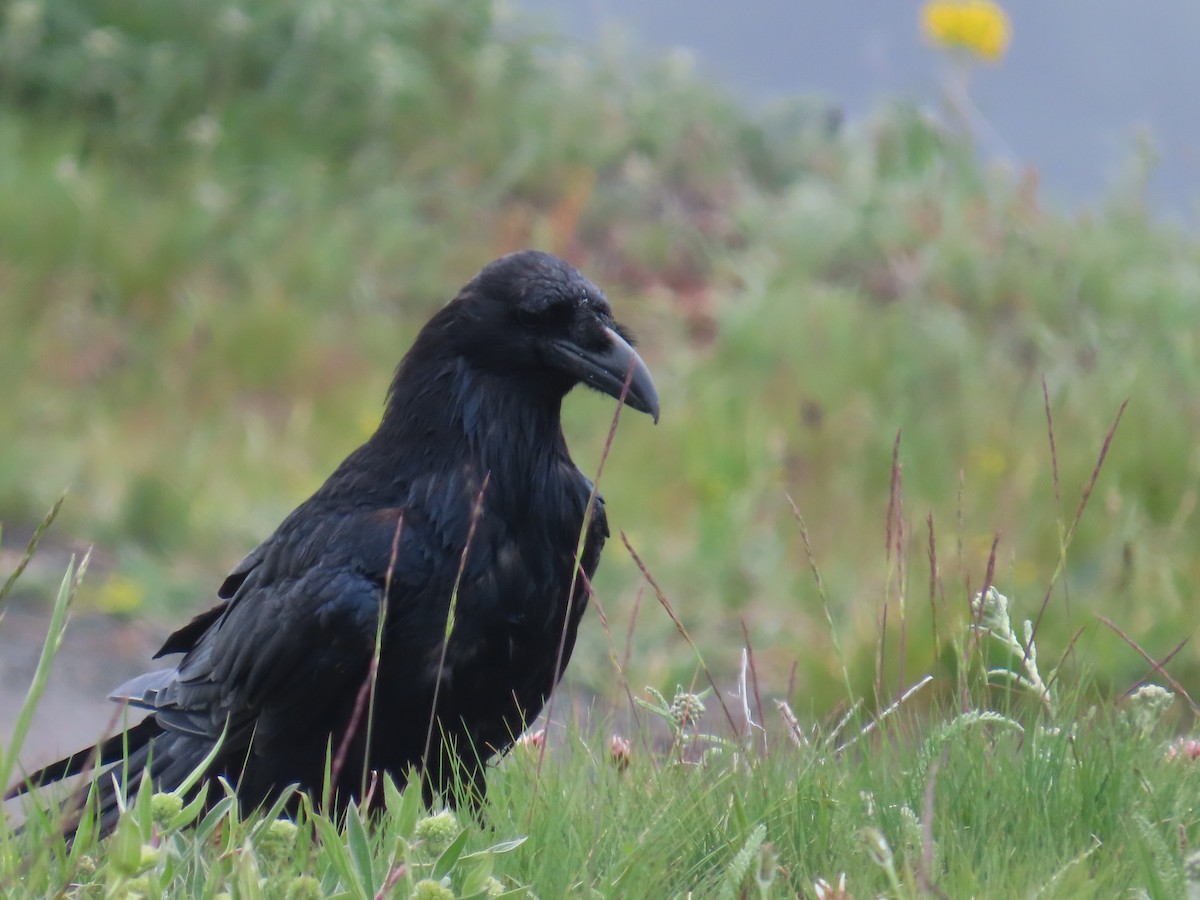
[
  {"xmin": 95, "ymin": 573, "xmax": 145, "ymax": 614},
  {"xmin": 921, "ymin": 0, "xmax": 1012, "ymax": 62}
]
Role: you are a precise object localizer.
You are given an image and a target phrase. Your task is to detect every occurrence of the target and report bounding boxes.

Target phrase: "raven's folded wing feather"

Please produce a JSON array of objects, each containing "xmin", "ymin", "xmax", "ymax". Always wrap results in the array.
[{"xmin": 11, "ymin": 508, "xmax": 425, "ymax": 807}]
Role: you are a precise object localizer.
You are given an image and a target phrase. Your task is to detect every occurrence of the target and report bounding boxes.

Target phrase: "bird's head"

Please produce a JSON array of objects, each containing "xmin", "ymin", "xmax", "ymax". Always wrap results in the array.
[{"xmin": 433, "ymin": 250, "xmax": 660, "ymax": 423}]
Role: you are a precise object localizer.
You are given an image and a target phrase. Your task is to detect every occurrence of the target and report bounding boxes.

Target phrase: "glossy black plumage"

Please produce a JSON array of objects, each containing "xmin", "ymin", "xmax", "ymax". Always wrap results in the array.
[{"xmin": 8, "ymin": 251, "xmax": 658, "ymax": 836}]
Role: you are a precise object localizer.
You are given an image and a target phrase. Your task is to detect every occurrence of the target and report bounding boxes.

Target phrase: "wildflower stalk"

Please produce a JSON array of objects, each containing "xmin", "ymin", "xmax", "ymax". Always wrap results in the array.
[{"xmin": 972, "ymin": 587, "xmax": 1054, "ymax": 716}]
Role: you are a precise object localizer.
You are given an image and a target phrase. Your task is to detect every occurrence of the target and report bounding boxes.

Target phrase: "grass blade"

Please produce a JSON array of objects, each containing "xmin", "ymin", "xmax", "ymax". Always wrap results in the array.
[
  {"xmin": 0, "ymin": 549, "xmax": 88, "ymax": 794},
  {"xmin": 345, "ymin": 801, "xmax": 377, "ymax": 898},
  {"xmin": 0, "ymin": 495, "xmax": 65, "ymax": 615},
  {"xmin": 431, "ymin": 826, "xmax": 469, "ymax": 881}
]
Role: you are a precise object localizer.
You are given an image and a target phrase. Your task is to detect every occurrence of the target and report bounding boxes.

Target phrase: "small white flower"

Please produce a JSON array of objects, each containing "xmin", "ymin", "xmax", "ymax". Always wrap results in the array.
[
  {"xmin": 55, "ymin": 156, "xmax": 79, "ymax": 184},
  {"xmin": 663, "ymin": 47, "xmax": 697, "ymax": 81},
  {"xmin": 84, "ymin": 27, "xmax": 123, "ymax": 58},
  {"xmin": 195, "ymin": 180, "xmax": 228, "ymax": 213},
  {"xmin": 185, "ymin": 114, "xmax": 222, "ymax": 148},
  {"xmin": 971, "ymin": 586, "xmax": 1012, "ymax": 637},
  {"xmin": 1186, "ymin": 849, "xmax": 1200, "ymax": 899},
  {"xmin": 218, "ymin": 7, "xmax": 251, "ymax": 35},
  {"xmin": 7, "ymin": 1, "xmax": 43, "ymax": 30},
  {"xmin": 1130, "ymin": 683, "xmax": 1175, "ymax": 734}
]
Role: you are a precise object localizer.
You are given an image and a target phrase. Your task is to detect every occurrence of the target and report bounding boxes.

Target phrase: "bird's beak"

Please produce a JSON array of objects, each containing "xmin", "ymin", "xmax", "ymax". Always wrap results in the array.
[{"xmin": 550, "ymin": 326, "xmax": 660, "ymax": 423}]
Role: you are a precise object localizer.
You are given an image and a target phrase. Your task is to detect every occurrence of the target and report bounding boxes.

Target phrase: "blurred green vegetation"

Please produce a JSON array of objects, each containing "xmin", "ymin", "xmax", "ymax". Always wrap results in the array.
[{"xmin": 2, "ymin": 0, "xmax": 1198, "ymax": 718}]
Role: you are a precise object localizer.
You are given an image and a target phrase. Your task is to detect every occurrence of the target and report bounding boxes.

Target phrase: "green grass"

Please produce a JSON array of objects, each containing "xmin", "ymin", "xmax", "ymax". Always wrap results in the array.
[
  {"xmin": 3, "ymin": 0, "xmax": 1200, "ymax": 893},
  {"xmin": 3, "ymin": 533, "xmax": 1200, "ymax": 897}
]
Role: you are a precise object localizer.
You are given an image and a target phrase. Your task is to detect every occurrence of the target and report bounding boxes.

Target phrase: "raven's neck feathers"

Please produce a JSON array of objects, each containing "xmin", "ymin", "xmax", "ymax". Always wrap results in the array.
[{"xmin": 335, "ymin": 339, "xmax": 573, "ymax": 511}]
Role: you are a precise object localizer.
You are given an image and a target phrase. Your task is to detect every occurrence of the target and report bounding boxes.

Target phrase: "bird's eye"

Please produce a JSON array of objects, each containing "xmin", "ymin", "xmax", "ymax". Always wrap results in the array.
[{"xmin": 517, "ymin": 301, "xmax": 574, "ymax": 329}]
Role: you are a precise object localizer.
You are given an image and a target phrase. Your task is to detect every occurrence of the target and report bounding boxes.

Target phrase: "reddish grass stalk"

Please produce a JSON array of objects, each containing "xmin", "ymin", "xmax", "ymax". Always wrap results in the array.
[
  {"xmin": 955, "ymin": 471, "xmax": 965, "ymax": 587},
  {"xmin": 887, "ymin": 431, "xmax": 908, "ymax": 708},
  {"xmin": 536, "ymin": 359, "xmax": 635, "ymax": 788},
  {"xmin": 580, "ymin": 571, "xmax": 656, "ymax": 770},
  {"xmin": 621, "ymin": 532, "xmax": 740, "ymax": 736},
  {"xmin": 362, "ymin": 768, "xmax": 380, "ymax": 810},
  {"xmin": 422, "ymin": 476, "xmax": 491, "ymax": 779},
  {"xmin": 328, "ymin": 675, "xmax": 373, "ymax": 812},
  {"xmin": 376, "ymin": 864, "xmax": 407, "ymax": 900},
  {"xmin": 329, "ymin": 512, "xmax": 404, "ymax": 810},
  {"xmin": 1029, "ymin": 400, "xmax": 1127, "ymax": 659},
  {"xmin": 875, "ymin": 604, "xmax": 888, "ymax": 708},
  {"xmin": 740, "ymin": 619, "xmax": 767, "ymax": 753},
  {"xmin": 1063, "ymin": 398, "xmax": 1128, "ymax": 539},
  {"xmin": 775, "ymin": 699, "xmax": 807, "ymax": 748},
  {"xmin": 1041, "ymin": 375, "xmax": 1063, "ymax": 516},
  {"xmin": 1040, "ymin": 377, "xmax": 1073, "ymax": 624},
  {"xmin": 1043, "ymin": 624, "xmax": 1087, "ymax": 697},
  {"xmin": 784, "ymin": 493, "xmax": 852, "ymax": 701},
  {"xmin": 1097, "ymin": 615, "xmax": 1199, "ymax": 715},
  {"xmin": 961, "ymin": 533, "xmax": 1000, "ymax": 713},
  {"xmin": 926, "ymin": 513, "xmax": 941, "ymax": 652},
  {"xmin": 517, "ymin": 357, "xmax": 645, "ymax": 832},
  {"xmin": 884, "ymin": 429, "xmax": 902, "ymax": 562},
  {"xmin": 917, "ymin": 755, "xmax": 950, "ymax": 900},
  {"xmin": 621, "ymin": 586, "xmax": 644, "ymax": 680},
  {"xmin": 1125, "ymin": 637, "xmax": 1189, "ymax": 697}
]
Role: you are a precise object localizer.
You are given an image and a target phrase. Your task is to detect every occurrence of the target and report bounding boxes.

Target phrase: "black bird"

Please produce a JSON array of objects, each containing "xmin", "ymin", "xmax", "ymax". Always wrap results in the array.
[{"xmin": 8, "ymin": 250, "xmax": 658, "ymax": 836}]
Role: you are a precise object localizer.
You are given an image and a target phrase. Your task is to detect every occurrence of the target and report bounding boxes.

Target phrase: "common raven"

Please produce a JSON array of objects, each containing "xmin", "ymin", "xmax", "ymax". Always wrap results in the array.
[{"xmin": 8, "ymin": 250, "xmax": 659, "ymax": 836}]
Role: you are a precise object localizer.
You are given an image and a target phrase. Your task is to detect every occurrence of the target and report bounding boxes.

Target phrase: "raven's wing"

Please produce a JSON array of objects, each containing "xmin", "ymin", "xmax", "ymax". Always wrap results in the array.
[
  {"xmin": 110, "ymin": 505, "xmax": 430, "ymax": 790},
  {"xmin": 7, "ymin": 504, "xmax": 438, "ymax": 832},
  {"xmin": 148, "ymin": 542, "xmax": 265, "ymax": 659}
]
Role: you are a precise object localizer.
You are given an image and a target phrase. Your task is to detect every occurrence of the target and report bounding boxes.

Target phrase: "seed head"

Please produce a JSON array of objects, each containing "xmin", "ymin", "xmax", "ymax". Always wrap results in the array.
[{"xmin": 414, "ymin": 810, "xmax": 459, "ymax": 851}]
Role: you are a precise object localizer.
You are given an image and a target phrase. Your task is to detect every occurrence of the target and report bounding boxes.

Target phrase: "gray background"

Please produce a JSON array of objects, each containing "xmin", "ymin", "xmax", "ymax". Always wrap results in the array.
[{"xmin": 520, "ymin": 0, "xmax": 1200, "ymax": 220}]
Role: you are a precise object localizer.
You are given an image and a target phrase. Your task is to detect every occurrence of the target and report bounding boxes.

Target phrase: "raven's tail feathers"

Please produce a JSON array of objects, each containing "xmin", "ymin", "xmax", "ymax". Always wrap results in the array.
[
  {"xmin": 3, "ymin": 717, "xmax": 159, "ymax": 801},
  {"xmin": 6, "ymin": 718, "xmax": 221, "ymax": 840}
]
